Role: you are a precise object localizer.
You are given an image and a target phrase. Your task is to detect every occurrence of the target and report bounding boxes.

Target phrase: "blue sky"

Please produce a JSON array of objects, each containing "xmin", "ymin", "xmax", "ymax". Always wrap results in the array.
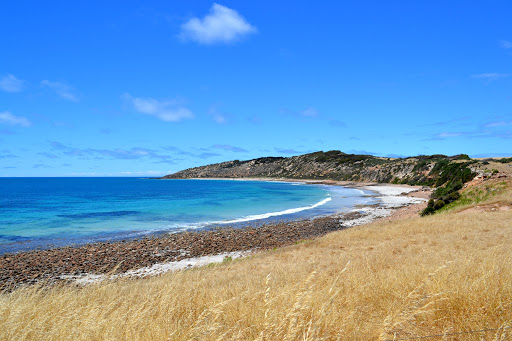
[{"xmin": 1, "ymin": 1, "xmax": 511, "ymax": 177}]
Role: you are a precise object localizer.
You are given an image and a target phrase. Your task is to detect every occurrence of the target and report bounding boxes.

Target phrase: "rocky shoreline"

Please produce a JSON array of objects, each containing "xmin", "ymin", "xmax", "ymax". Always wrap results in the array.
[
  {"xmin": 0, "ymin": 184, "xmax": 429, "ymax": 291},
  {"xmin": 0, "ymin": 215, "xmax": 350, "ymax": 290}
]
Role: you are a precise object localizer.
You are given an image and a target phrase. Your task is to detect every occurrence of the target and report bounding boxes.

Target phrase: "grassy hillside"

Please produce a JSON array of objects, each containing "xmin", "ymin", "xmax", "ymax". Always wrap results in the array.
[{"xmin": 1, "ymin": 181, "xmax": 511, "ymax": 340}]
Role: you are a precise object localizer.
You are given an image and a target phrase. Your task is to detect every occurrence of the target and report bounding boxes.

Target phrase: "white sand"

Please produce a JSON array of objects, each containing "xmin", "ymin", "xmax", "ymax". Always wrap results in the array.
[
  {"xmin": 61, "ymin": 251, "xmax": 250, "ymax": 285},
  {"xmin": 362, "ymin": 185, "xmax": 419, "ymax": 196},
  {"xmin": 122, "ymin": 251, "xmax": 248, "ymax": 277},
  {"xmin": 338, "ymin": 185, "xmax": 427, "ymax": 227},
  {"xmin": 364, "ymin": 185, "xmax": 426, "ymax": 208}
]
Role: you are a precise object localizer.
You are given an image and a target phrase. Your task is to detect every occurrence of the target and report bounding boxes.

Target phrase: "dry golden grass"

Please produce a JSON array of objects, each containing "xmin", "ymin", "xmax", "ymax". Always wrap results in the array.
[{"xmin": 1, "ymin": 188, "xmax": 512, "ymax": 340}]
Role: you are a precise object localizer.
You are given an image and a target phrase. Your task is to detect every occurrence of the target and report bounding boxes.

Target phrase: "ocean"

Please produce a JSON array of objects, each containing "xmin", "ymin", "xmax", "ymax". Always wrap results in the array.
[{"xmin": 0, "ymin": 178, "xmax": 377, "ymax": 254}]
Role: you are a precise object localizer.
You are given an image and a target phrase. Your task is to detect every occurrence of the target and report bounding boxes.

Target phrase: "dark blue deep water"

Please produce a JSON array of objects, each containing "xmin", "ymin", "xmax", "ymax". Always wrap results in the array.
[{"xmin": 0, "ymin": 178, "xmax": 376, "ymax": 253}]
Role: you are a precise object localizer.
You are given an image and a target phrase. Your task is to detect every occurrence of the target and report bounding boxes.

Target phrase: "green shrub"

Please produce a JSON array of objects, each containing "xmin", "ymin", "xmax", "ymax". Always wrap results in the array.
[
  {"xmin": 311, "ymin": 150, "xmax": 374, "ymax": 164},
  {"xmin": 442, "ymin": 191, "xmax": 461, "ymax": 203},
  {"xmin": 452, "ymin": 154, "xmax": 471, "ymax": 160},
  {"xmin": 434, "ymin": 200, "xmax": 446, "ymax": 210},
  {"xmin": 420, "ymin": 207, "xmax": 436, "ymax": 216}
]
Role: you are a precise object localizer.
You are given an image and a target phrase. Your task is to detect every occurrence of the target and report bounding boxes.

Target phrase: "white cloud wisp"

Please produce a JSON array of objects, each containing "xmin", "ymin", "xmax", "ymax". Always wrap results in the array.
[
  {"xmin": 41, "ymin": 80, "xmax": 78, "ymax": 101},
  {"xmin": 123, "ymin": 94, "xmax": 194, "ymax": 122},
  {"xmin": 0, "ymin": 111, "xmax": 31, "ymax": 127},
  {"xmin": 0, "ymin": 74, "xmax": 25, "ymax": 93},
  {"xmin": 471, "ymin": 73, "xmax": 509, "ymax": 81},
  {"xmin": 500, "ymin": 40, "xmax": 512, "ymax": 49}
]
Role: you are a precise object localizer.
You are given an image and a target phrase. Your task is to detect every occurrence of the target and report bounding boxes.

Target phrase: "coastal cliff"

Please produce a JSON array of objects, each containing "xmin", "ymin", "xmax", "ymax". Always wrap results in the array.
[{"xmin": 161, "ymin": 150, "xmax": 477, "ymax": 185}]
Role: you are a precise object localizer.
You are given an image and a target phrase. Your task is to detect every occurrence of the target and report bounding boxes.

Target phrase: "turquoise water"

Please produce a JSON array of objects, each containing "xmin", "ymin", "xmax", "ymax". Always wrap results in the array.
[{"xmin": 0, "ymin": 178, "xmax": 375, "ymax": 253}]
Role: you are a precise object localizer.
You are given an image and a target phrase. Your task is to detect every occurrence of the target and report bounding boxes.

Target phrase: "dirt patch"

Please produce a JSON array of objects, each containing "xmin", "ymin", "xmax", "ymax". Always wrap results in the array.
[
  {"xmin": 458, "ymin": 202, "xmax": 512, "ymax": 214},
  {"xmin": 402, "ymin": 189, "xmax": 431, "ymax": 199},
  {"xmin": 375, "ymin": 201, "xmax": 429, "ymax": 221}
]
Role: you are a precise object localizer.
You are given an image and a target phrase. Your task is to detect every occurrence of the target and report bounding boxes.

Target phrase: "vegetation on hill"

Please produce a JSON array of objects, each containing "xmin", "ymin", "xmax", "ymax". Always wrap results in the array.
[
  {"xmin": 439, "ymin": 180, "xmax": 509, "ymax": 212},
  {"xmin": 496, "ymin": 157, "xmax": 512, "ymax": 163},
  {"xmin": 310, "ymin": 150, "xmax": 375, "ymax": 164},
  {"xmin": 412, "ymin": 160, "xmax": 476, "ymax": 215}
]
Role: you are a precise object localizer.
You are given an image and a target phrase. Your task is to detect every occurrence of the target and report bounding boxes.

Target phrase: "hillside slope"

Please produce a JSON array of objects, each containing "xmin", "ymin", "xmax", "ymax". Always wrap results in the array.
[{"xmin": 162, "ymin": 150, "xmax": 477, "ymax": 184}]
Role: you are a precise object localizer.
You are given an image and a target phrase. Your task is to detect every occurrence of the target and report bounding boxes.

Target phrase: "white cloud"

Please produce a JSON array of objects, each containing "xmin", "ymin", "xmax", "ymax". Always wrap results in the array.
[
  {"xmin": 41, "ymin": 80, "xmax": 78, "ymax": 101},
  {"xmin": 471, "ymin": 73, "xmax": 508, "ymax": 81},
  {"xmin": 0, "ymin": 111, "xmax": 31, "ymax": 127},
  {"xmin": 0, "ymin": 74, "xmax": 25, "ymax": 92},
  {"xmin": 211, "ymin": 114, "xmax": 226, "ymax": 123},
  {"xmin": 300, "ymin": 107, "xmax": 319, "ymax": 117},
  {"xmin": 281, "ymin": 107, "xmax": 321, "ymax": 119},
  {"xmin": 212, "ymin": 144, "xmax": 248, "ymax": 152},
  {"xmin": 122, "ymin": 93, "xmax": 194, "ymax": 122},
  {"xmin": 180, "ymin": 3, "xmax": 257, "ymax": 44},
  {"xmin": 485, "ymin": 121, "xmax": 512, "ymax": 128},
  {"xmin": 275, "ymin": 148, "xmax": 310, "ymax": 155},
  {"xmin": 500, "ymin": 40, "xmax": 512, "ymax": 49},
  {"xmin": 208, "ymin": 106, "xmax": 227, "ymax": 123},
  {"xmin": 437, "ymin": 132, "xmax": 462, "ymax": 138}
]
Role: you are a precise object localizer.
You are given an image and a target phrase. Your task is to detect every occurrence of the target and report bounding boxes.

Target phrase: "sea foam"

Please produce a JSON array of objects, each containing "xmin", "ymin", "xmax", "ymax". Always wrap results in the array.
[{"xmin": 213, "ymin": 197, "xmax": 332, "ymax": 225}]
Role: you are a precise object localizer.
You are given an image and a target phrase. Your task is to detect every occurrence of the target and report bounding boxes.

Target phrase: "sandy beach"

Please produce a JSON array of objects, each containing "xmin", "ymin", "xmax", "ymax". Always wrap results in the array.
[{"xmin": 0, "ymin": 181, "xmax": 429, "ymax": 290}]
